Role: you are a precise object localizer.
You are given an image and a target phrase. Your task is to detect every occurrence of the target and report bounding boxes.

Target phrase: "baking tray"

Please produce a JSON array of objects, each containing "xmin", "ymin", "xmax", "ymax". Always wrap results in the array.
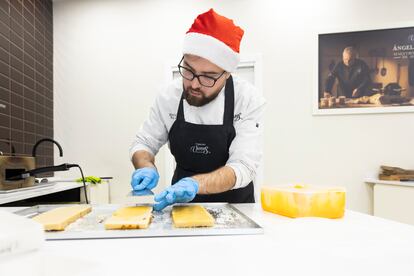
[{"xmin": 14, "ymin": 203, "xmax": 263, "ymax": 240}]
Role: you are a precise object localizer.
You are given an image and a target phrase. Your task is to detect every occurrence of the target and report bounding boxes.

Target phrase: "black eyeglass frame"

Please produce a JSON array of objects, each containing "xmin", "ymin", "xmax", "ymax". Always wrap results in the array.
[{"xmin": 177, "ymin": 56, "xmax": 226, "ymax": 88}]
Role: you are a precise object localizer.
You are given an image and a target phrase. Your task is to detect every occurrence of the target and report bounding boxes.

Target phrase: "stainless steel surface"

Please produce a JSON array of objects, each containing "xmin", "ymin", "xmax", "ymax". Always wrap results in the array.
[
  {"xmin": 127, "ymin": 189, "xmax": 154, "ymax": 197},
  {"xmin": 14, "ymin": 203, "xmax": 263, "ymax": 240},
  {"xmin": 0, "ymin": 182, "xmax": 55, "ymax": 194},
  {"xmin": 125, "ymin": 189, "xmax": 154, "ymax": 204},
  {"xmin": 0, "ymin": 156, "xmax": 35, "ymax": 190}
]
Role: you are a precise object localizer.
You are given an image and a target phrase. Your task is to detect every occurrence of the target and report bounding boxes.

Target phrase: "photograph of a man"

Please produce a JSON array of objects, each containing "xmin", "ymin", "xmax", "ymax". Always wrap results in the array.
[{"xmin": 324, "ymin": 46, "xmax": 372, "ymax": 98}]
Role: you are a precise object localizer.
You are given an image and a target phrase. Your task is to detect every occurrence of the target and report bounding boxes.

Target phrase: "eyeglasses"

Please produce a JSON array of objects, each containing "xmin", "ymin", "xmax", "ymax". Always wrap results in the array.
[{"xmin": 177, "ymin": 57, "xmax": 226, "ymax": 88}]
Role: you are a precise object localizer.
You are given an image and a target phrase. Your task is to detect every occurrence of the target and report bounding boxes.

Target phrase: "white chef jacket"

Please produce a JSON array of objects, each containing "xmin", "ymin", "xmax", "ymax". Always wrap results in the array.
[{"xmin": 129, "ymin": 75, "xmax": 266, "ymax": 189}]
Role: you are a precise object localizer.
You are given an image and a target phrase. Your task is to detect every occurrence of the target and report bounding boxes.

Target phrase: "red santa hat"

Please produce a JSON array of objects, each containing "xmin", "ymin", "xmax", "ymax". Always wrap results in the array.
[{"xmin": 183, "ymin": 9, "xmax": 244, "ymax": 72}]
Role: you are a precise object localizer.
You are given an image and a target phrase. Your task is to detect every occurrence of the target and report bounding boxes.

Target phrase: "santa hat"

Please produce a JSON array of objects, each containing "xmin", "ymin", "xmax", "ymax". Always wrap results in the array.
[{"xmin": 183, "ymin": 9, "xmax": 244, "ymax": 72}]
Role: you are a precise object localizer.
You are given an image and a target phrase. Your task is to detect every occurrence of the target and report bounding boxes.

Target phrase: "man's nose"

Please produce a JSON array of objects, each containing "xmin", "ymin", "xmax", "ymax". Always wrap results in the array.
[{"xmin": 191, "ymin": 77, "xmax": 202, "ymax": 89}]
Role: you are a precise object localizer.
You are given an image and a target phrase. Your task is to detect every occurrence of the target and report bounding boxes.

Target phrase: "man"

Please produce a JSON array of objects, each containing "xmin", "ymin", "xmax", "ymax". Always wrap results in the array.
[
  {"xmin": 129, "ymin": 9, "xmax": 265, "ymax": 211},
  {"xmin": 324, "ymin": 46, "xmax": 371, "ymax": 98}
]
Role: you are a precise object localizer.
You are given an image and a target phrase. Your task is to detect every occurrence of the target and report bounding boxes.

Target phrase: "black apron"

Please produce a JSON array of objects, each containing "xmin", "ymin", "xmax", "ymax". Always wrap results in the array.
[{"xmin": 168, "ymin": 75, "xmax": 255, "ymax": 203}]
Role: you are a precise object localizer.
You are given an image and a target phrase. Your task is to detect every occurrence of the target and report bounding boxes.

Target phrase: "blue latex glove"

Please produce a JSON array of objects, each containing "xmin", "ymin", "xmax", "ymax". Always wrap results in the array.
[
  {"xmin": 131, "ymin": 167, "xmax": 159, "ymax": 191},
  {"xmin": 153, "ymin": 177, "xmax": 199, "ymax": 211}
]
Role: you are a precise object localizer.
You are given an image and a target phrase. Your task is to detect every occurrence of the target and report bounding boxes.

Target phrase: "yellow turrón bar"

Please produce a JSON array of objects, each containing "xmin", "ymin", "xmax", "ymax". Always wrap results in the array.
[
  {"xmin": 32, "ymin": 205, "xmax": 91, "ymax": 231},
  {"xmin": 104, "ymin": 206, "xmax": 153, "ymax": 230},
  {"xmin": 172, "ymin": 205, "xmax": 215, "ymax": 228}
]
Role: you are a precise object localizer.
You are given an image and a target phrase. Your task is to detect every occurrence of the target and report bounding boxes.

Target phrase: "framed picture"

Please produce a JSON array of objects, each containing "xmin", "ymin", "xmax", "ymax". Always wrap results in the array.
[{"xmin": 314, "ymin": 25, "xmax": 414, "ymax": 115}]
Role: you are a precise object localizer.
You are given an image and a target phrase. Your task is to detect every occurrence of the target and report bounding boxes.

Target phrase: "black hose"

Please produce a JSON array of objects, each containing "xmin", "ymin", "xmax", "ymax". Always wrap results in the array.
[
  {"xmin": 5, "ymin": 162, "xmax": 90, "ymax": 204},
  {"xmin": 73, "ymin": 164, "xmax": 89, "ymax": 204}
]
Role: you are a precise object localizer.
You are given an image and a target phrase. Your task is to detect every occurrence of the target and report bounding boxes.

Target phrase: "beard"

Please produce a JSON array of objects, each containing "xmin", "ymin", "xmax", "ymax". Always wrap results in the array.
[{"xmin": 183, "ymin": 85, "xmax": 222, "ymax": 107}]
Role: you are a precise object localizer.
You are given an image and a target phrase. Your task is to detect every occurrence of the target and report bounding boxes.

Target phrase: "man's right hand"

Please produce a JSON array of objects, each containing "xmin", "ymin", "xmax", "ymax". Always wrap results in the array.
[
  {"xmin": 153, "ymin": 177, "xmax": 199, "ymax": 211},
  {"xmin": 131, "ymin": 167, "xmax": 159, "ymax": 191},
  {"xmin": 323, "ymin": 92, "xmax": 332, "ymax": 98}
]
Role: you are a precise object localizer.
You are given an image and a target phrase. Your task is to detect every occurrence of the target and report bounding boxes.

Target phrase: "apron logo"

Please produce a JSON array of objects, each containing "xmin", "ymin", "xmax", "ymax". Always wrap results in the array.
[
  {"xmin": 190, "ymin": 143, "xmax": 211, "ymax": 154},
  {"xmin": 234, "ymin": 112, "xmax": 242, "ymax": 122}
]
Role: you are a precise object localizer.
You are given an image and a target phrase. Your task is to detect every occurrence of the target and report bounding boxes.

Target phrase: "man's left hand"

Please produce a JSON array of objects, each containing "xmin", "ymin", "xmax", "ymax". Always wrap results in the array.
[{"xmin": 153, "ymin": 178, "xmax": 199, "ymax": 211}]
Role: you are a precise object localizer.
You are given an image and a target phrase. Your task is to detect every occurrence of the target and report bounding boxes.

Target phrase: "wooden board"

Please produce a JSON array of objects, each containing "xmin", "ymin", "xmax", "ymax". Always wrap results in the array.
[
  {"xmin": 32, "ymin": 205, "xmax": 91, "ymax": 231},
  {"xmin": 379, "ymin": 165, "xmax": 414, "ymax": 181},
  {"xmin": 172, "ymin": 205, "xmax": 215, "ymax": 228},
  {"xmin": 379, "ymin": 174, "xmax": 414, "ymax": 181},
  {"xmin": 380, "ymin": 165, "xmax": 414, "ymax": 176},
  {"xmin": 104, "ymin": 206, "xmax": 152, "ymax": 230}
]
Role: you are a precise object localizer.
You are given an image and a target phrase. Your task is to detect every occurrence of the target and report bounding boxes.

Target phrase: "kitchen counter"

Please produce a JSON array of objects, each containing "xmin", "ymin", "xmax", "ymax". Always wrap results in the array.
[
  {"xmin": 0, "ymin": 182, "xmax": 87, "ymax": 205},
  {"xmin": 2, "ymin": 204, "xmax": 414, "ymax": 276},
  {"xmin": 365, "ymin": 177, "xmax": 414, "ymax": 225}
]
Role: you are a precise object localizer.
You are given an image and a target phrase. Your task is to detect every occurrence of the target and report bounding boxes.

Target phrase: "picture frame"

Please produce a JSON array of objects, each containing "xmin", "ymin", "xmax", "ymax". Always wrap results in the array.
[{"xmin": 314, "ymin": 24, "xmax": 414, "ymax": 115}]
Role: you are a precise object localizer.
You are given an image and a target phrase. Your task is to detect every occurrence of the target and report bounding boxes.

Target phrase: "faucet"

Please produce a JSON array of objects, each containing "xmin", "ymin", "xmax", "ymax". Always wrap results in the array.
[
  {"xmin": 32, "ymin": 138, "xmax": 63, "ymax": 157},
  {"xmin": 28, "ymin": 138, "xmax": 88, "ymax": 203},
  {"xmin": 0, "ymin": 140, "xmax": 16, "ymax": 156}
]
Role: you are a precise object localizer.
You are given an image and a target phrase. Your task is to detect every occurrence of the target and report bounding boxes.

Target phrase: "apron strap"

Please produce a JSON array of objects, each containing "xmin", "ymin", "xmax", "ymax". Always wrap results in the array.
[
  {"xmin": 223, "ymin": 75, "xmax": 235, "ymax": 126},
  {"xmin": 177, "ymin": 93, "xmax": 185, "ymax": 121}
]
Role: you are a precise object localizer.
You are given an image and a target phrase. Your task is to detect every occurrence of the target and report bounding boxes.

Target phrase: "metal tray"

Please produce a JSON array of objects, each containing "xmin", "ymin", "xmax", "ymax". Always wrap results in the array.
[{"xmin": 14, "ymin": 203, "xmax": 263, "ymax": 240}]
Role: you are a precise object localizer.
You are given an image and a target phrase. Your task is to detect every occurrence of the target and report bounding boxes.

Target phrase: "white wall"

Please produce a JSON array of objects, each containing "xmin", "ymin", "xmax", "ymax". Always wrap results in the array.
[{"xmin": 54, "ymin": 0, "xmax": 414, "ymax": 213}]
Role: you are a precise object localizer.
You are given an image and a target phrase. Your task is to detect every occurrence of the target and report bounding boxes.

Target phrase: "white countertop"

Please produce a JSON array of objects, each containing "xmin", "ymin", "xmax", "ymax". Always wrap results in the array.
[
  {"xmin": 2, "ymin": 204, "xmax": 414, "ymax": 276},
  {"xmin": 365, "ymin": 177, "xmax": 414, "ymax": 187}
]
